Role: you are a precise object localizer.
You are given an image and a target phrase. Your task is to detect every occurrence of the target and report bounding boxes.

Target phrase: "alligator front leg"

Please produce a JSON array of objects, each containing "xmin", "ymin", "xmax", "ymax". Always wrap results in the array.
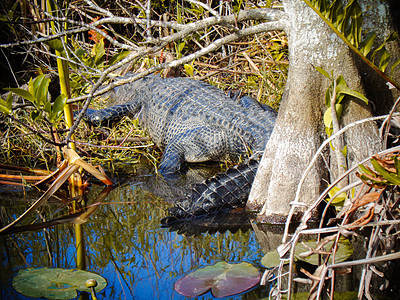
[
  {"xmin": 158, "ymin": 147, "xmax": 185, "ymax": 174},
  {"xmin": 80, "ymin": 103, "xmax": 141, "ymax": 127},
  {"xmin": 158, "ymin": 126, "xmax": 247, "ymax": 174}
]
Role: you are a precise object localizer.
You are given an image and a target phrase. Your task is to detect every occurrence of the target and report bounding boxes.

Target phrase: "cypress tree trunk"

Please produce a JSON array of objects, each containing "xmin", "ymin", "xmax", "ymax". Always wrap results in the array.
[{"xmin": 248, "ymin": 0, "xmax": 398, "ymax": 222}]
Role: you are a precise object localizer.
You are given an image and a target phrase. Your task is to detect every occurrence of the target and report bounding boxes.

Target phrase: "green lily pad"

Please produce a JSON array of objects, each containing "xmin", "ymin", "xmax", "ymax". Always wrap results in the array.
[
  {"xmin": 261, "ymin": 249, "xmax": 282, "ymax": 269},
  {"xmin": 12, "ymin": 267, "xmax": 107, "ymax": 299},
  {"xmin": 174, "ymin": 261, "xmax": 260, "ymax": 298},
  {"xmin": 281, "ymin": 291, "xmax": 358, "ymax": 300},
  {"xmin": 295, "ymin": 237, "xmax": 353, "ymax": 265},
  {"xmin": 261, "ymin": 237, "xmax": 353, "ymax": 268}
]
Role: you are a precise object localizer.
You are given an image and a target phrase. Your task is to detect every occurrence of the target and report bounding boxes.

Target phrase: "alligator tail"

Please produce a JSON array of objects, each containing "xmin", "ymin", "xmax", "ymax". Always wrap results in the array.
[{"xmin": 161, "ymin": 158, "xmax": 259, "ymax": 224}]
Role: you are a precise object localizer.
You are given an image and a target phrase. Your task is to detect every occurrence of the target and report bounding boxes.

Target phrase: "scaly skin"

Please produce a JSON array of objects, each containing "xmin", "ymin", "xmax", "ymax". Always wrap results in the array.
[{"xmin": 83, "ymin": 74, "xmax": 276, "ymax": 220}]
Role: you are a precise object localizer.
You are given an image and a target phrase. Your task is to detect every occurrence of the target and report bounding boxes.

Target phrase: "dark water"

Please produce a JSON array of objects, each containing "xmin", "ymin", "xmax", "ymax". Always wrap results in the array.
[{"xmin": 0, "ymin": 164, "xmax": 272, "ymax": 299}]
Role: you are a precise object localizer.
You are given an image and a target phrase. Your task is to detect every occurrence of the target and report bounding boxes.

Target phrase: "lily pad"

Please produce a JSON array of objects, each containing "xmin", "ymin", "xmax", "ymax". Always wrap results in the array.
[
  {"xmin": 261, "ymin": 249, "xmax": 282, "ymax": 269},
  {"xmin": 261, "ymin": 237, "xmax": 353, "ymax": 268},
  {"xmin": 282, "ymin": 291, "xmax": 358, "ymax": 299},
  {"xmin": 174, "ymin": 261, "xmax": 260, "ymax": 298},
  {"xmin": 295, "ymin": 237, "xmax": 353, "ymax": 265},
  {"xmin": 12, "ymin": 267, "xmax": 107, "ymax": 299}
]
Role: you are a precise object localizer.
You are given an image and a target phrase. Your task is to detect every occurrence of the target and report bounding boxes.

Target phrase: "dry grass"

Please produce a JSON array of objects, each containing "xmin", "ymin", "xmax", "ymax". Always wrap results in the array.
[{"xmin": 0, "ymin": 0, "xmax": 288, "ymax": 171}]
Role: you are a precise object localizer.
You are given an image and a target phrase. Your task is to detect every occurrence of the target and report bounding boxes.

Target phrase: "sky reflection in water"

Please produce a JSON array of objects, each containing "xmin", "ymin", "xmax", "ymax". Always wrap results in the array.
[{"xmin": 0, "ymin": 174, "xmax": 268, "ymax": 299}]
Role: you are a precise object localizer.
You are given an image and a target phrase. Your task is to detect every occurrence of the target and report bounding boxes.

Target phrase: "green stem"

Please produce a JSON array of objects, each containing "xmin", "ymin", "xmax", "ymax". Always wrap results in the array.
[
  {"xmin": 330, "ymin": 79, "xmax": 348, "ymax": 186},
  {"xmin": 46, "ymin": 0, "xmax": 76, "ymax": 150}
]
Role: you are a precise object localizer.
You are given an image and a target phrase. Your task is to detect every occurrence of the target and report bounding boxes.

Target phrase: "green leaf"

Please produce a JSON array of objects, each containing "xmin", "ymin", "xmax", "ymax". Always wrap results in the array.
[
  {"xmin": 314, "ymin": 0, "xmax": 329, "ymax": 16},
  {"xmin": 184, "ymin": 64, "xmax": 194, "ymax": 76},
  {"xmin": 325, "ymin": 83, "xmax": 334, "ymax": 107},
  {"xmin": 327, "ymin": 186, "xmax": 347, "ymax": 204},
  {"xmin": 378, "ymin": 47, "xmax": 390, "ymax": 72},
  {"xmin": 358, "ymin": 173, "xmax": 386, "ymax": 186},
  {"xmin": 0, "ymin": 93, "xmax": 13, "ymax": 115},
  {"xmin": 328, "ymin": 0, "xmax": 344, "ymax": 28},
  {"xmin": 335, "ymin": 84, "xmax": 368, "ymax": 104},
  {"xmin": 4, "ymin": 88, "xmax": 34, "ymax": 102},
  {"xmin": 358, "ymin": 163, "xmax": 375, "ymax": 175},
  {"xmin": 338, "ymin": 0, "xmax": 352, "ymax": 32},
  {"xmin": 33, "ymin": 75, "xmax": 46, "ymax": 95},
  {"xmin": 36, "ymin": 77, "xmax": 51, "ymax": 106},
  {"xmin": 28, "ymin": 77, "xmax": 34, "ymax": 96},
  {"xmin": 347, "ymin": 0, "xmax": 362, "ymax": 47},
  {"xmin": 0, "ymin": 103, "xmax": 11, "ymax": 115},
  {"xmin": 325, "ymin": 126, "xmax": 333, "ymax": 137},
  {"xmin": 391, "ymin": 57, "xmax": 400, "ymax": 78},
  {"xmin": 93, "ymin": 39, "xmax": 105, "ymax": 64},
  {"xmin": 174, "ymin": 261, "xmax": 260, "ymax": 298},
  {"xmin": 395, "ymin": 156, "xmax": 400, "ymax": 177},
  {"xmin": 44, "ymin": 101, "xmax": 52, "ymax": 115},
  {"xmin": 109, "ymin": 50, "xmax": 131, "ymax": 65},
  {"xmin": 341, "ymin": 145, "xmax": 348, "ymax": 157},
  {"xmin": 324, "ymin": 107, "xmax": 332, "ymax": 127},
  {"xmin": 53, "ymin": 94, "xmax": 67, "ymax": 115},
  {"xmin": 45, "ymin": 39, "xmax": 64, "ymax": 52},
  {"xmin": 371, "ymin": 32, "xmax": 398, "ymax": 64},
  {"xmin": 30, "ymin": 110, "xmax": 40, "ymax": 121},
  {"xmin": 314, "ymin": 66, "xmax": 331, "ymax": 79},
  {"xmin": 177, "ymin": 41, "xmax": 185, "ymax": 53},
  {"xmin": 359, "ymin": 32, "xmax": 376, "ymax": 56},
  {"xmin": 323, "ymin": 104, "xmax": 343, "ymax": 128},
  {"xmin": 12, "ymin": 268, "xmax": 107, "ymax": 300},
  {"xmin": 371, "ymin": 159, "xmax": 400, "ymax": 185},
  {"xmin": 6, "ymin": 91, "xmax": 13, "ymax": 108},
  {"xmin": 335, "ymin": 75, "xmax": 347, "ymax": 86},
  {"xmin": 50, "ymin": 94, "xmax": 67, "ymax": 122}
]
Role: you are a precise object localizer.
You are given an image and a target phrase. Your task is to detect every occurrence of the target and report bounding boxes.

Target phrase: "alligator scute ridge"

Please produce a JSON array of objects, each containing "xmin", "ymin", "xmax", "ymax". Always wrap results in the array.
[
  {"xmin": 163, "ymin": 158, "xmax": 260, "ymax": 222},
  {"xmin": 82, "ymin": 74, "xmax": 277, "ymax": 223}
]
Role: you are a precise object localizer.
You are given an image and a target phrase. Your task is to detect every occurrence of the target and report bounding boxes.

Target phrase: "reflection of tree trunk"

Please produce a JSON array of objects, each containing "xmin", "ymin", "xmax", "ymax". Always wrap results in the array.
[
  {"xmin": 248, "ymin": 0, "xmax": 398, "ymax": 221},
  {"xmin": 252, "ymin": 223, "xmax": 286, "ymax": 255}
]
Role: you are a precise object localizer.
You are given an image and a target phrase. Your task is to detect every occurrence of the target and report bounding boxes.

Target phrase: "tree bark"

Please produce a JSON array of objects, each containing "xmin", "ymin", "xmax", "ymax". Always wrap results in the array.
[{"xmin": 248, "ymin": 0, "xmax": 397, "ymax": 222}]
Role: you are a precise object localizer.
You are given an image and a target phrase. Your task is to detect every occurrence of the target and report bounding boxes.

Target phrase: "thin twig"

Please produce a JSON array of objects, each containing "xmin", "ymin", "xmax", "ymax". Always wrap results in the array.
[{"xmin": 283, "ymin": 113, "xmax": 400, "ymax": 244}]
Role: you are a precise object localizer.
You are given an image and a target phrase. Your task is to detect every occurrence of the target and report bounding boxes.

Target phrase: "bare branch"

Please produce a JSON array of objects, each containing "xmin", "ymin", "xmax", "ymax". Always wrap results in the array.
[
  {"xmin": 147, "ymin": 8, "xmax": 286, "ymax": 45},
  {"xmin": 0, "ymin": 8, "xmax": 286, "ymax": 49},
  {"xmin": 66, "ymin": 17, "xmax": 285, "ymax": 142},
  {"xmin": 83, "ymin": 0, "xmax": 115, "ymax": 18},
  {"xmin": 66, "ymin": 19, "xmax": 286, "ymax": 104},
  {"xmin": 184, "ymin": 0, "xmax": 222, "ymax": 19}
]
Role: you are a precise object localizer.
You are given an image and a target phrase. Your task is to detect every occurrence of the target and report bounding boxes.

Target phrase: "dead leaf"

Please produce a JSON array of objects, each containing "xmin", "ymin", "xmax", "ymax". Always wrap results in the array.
[
  {"xmin": 373, "ymin": 155, "xmax": 396, "ymax": 173},
  {"xmin": 63, "ymin": 147, "xmax": 113, "ymax": 185},
  {"xmin": 0, "ymin": 164, "xmax": 79, "ymax": 233},
  {"xmin": 308, "ymin": 265, "xmax": 328, "ymax": 300},
  {"xmin": 355, "ymin": 171, "xmax": 387, "ymax": 189},
  {"xmin": 348, "ymin": 207, "xmax": 375, "ymax": 229},
  {"xmin": 335, "ymin": 267, "xmax": 352, "ymax": 275},
  {"xmin": 243, "ymin": 52, "xmax": 262, "ymax": 76},
  {"xmin": 346, "ymin": 191, "xmax": 382, "ymax": 216},
  {"xmin": 300, "ymin": 268, "xmax": 321, "ymax": 281}
]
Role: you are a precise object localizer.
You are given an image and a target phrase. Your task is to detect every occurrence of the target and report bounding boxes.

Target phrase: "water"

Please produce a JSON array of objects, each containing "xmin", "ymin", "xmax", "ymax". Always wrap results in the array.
[{"xmin": 0, "ymin": 164, "xmax": 271, "ymax": 299}]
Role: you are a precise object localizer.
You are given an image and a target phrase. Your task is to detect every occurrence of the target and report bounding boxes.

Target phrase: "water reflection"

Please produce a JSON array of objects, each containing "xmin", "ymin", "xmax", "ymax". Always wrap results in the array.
[{"xmin": 0, "ymin": 164, "xmax": 269, "ymax": 299}]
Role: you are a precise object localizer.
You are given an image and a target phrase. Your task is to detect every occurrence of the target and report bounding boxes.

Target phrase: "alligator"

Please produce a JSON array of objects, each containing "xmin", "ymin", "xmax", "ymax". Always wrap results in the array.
[{"xmin": 82, "ymin": 74, "xmax": 277, "ymax": 222}]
